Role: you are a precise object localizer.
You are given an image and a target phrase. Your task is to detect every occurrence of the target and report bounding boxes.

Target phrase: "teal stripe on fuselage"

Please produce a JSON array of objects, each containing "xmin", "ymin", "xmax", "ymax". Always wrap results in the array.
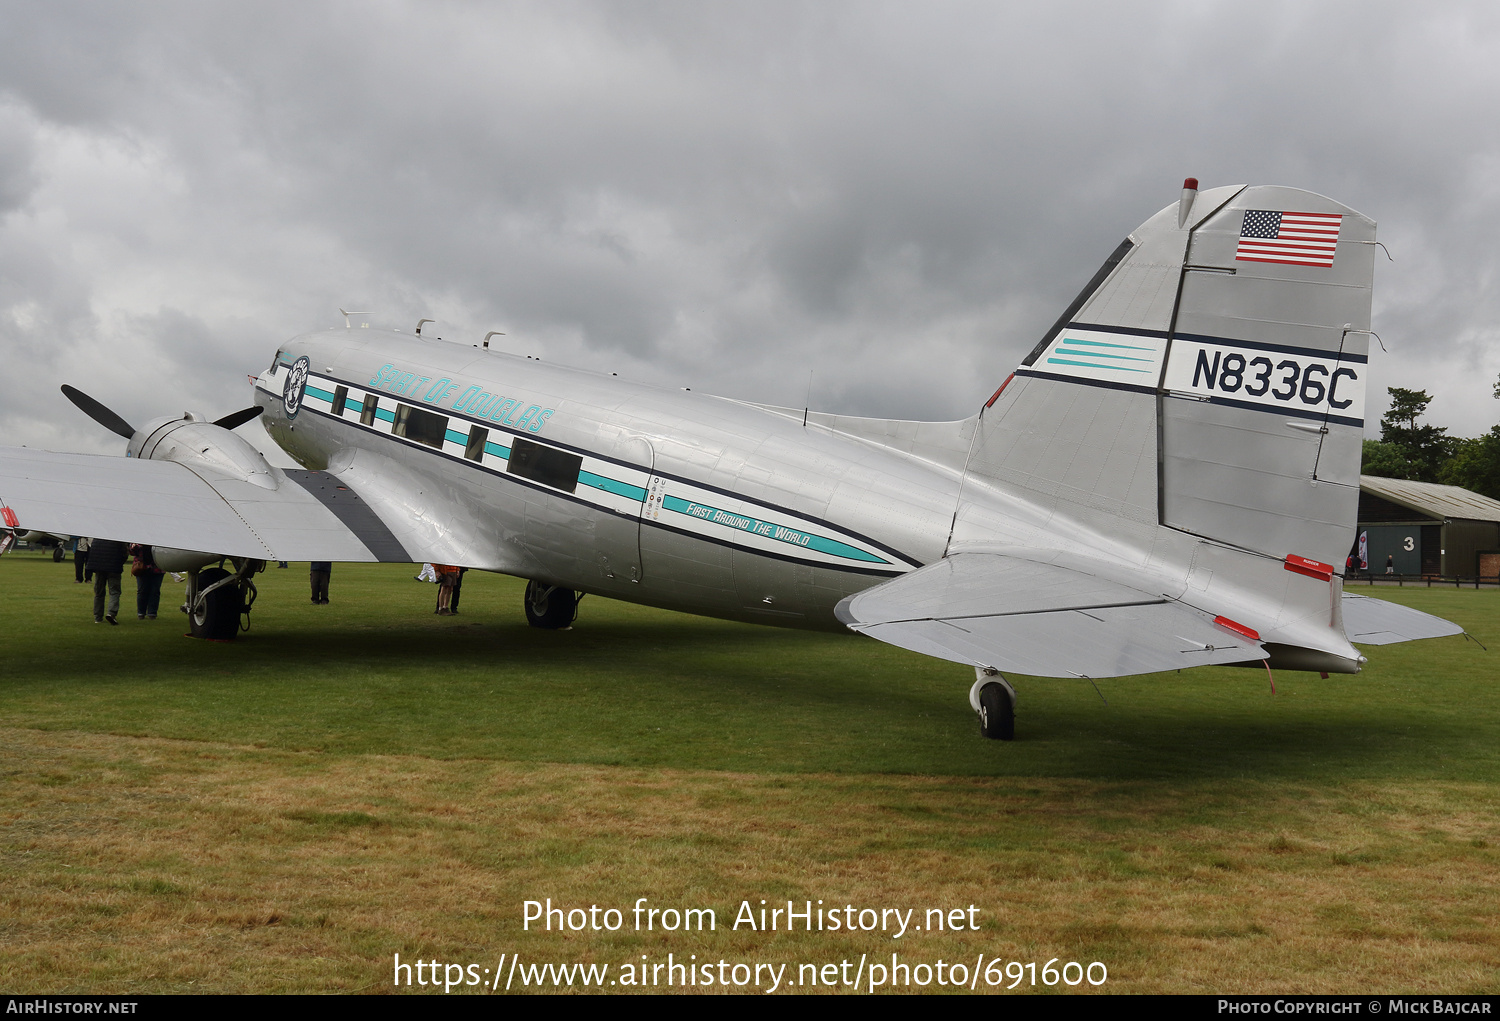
[
  {"xmin": 660, "ymin": 495, "xmax": 886, "ymax": 563},
  {"xmin": 1052, "ymin": 347, "xmax": 1152, "ymax": 362},
  {"xmin": 305, "ymin": 385, "xmax": 335, "ymax": 403},
  {"xmin": 1046, "ymin": 356, "xmax": 1151, "ymax": 373},
  {"xmin": 579, "ymin": 471, "xmax": 647, "ymax": 502},
  {"xmin": 308, "ymin": 375, "xmax": 891, "ymax": 566}
]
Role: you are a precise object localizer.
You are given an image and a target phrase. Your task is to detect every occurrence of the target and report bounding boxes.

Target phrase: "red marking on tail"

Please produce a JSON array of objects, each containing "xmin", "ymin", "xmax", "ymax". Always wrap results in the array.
[
  {"xmin": 1214, "ymin": 615, "xmax": 1261, "ymax": 641},
  {"xmin": 1284, "ymin": 554, "xmax": 1334, "ymax": 581},
  {"xmin": 986, "ymin": 374, "xmax": 1015, "ymax": 408}
]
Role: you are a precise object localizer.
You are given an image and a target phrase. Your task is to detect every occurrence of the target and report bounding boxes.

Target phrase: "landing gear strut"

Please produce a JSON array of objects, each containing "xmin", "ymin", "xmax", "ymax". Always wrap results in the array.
[
  {"xmin": 524, "ymin": 580, "xmax": 578, "ymax": 629},
  {"xmin": 970, "ymin": 667, "xmax": 1016, "ymax": 741},
  {"xmin": 184, "ymin": 559, "xmax": 262, "ymax": 640}
]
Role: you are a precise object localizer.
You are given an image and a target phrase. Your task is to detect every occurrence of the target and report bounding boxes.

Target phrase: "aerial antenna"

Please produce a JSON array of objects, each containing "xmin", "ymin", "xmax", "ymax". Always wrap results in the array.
[
  {"xmin": 483, "ymin": 331, "xmax": 505, "ymax": 350},
  {"xmin": 339, "ymin": 308, "xmax": 372, "ymax": 329},
  {"xmin": 802, "ymin": 369, "xmax": 814, "ymax": 428},
  {"xmin": 415, "ymin": 318, "xmax": 435, "ymax": 336}
]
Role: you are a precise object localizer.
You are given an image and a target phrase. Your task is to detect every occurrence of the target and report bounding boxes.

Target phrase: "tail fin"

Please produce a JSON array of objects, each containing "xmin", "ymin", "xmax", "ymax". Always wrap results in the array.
[{"xmin": 960, "ymin": 183, "xmax": 1373, "ymax": 570}]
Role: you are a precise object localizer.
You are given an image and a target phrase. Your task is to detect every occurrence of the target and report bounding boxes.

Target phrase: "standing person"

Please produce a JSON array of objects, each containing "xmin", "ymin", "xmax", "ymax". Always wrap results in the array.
[
  {"xmin": 434, "ymin": 565, "xmax": 459, "ymax": 615},
  {"xmin": 87, "ymin": 538, "xmax": 128, "ymax": 625},
  {"xmin": 449, "ymin": 567, "xmax": 468, "ymax": 614},
  {"xmin": 129, "ymin": 544, "xmax": 165, "ymax": 619},
  {"xmin": 1385, "ymin": 555, "xmax": 1395, "ymax": 575},
  {"xmin": 74, "ymin": 537, "xmax": 91, "ymax": 583},
  {"xmin": 310, "ymin": 562, "xmax": 332, "ymax": 604}
]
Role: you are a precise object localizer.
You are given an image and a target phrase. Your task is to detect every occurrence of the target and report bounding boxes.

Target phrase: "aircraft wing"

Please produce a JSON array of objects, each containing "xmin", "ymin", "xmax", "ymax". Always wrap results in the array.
[
  {"xmin": 0, "ymin": 446, "xmax": 417, "ymax": 564},
  {"xmin": 1340, "ymin": 592, "xmax": 1464, "ymax": 645},
  {"xmin": 834, "ymin": 552, "xmax": 1266, "ymax": 678}
]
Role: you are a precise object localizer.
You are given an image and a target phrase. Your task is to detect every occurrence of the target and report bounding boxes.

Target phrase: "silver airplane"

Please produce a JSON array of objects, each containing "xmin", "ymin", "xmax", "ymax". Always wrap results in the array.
[{"xmin": 0, "ymin": 180, "xmax": 1460, "ymax": 739}]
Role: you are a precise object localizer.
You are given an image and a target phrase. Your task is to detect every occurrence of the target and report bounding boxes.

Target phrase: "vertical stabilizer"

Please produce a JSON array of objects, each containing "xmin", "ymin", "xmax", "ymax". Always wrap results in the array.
[
  {"xmin": 1159, "ymin": 187, "xmax": 1372, "ymax": 568},
  {"xmin": 961, "ymin": 184, "xmax": 1373, "ymax": 573}
]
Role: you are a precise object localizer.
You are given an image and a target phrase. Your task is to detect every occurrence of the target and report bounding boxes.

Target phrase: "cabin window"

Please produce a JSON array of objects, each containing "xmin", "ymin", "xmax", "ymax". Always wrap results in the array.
[
  {"xmin": 360, "ymin": 395, "xmax": 379, "ymax": 426},
  {"xmin": 465, "ymin": 425, "xmax": 488, "ymax": 462},
  {"xmin": 507, "ymin": 437, "xmax": 581, "ymax": 493},
  {"xmin": 393, "ymin": 403, "xmax": 448, "ymax": 449},
  {"xmin": 331, "ymin": 386, "xmax": 348, "ymax": 417}
]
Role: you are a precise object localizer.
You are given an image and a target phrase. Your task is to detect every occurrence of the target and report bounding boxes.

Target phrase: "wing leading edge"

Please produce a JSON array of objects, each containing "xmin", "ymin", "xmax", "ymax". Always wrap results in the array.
[
  {"xmin": 835, "ymin": 553, "xmax": 1266, "ymax": 678},
  {"xmin": 0, "ymin": 446, "xmax": 411, "ymax": 563}
]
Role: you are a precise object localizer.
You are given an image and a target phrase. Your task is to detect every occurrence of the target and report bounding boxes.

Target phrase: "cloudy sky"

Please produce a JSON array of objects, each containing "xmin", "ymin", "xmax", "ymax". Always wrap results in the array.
[{"xmin": 3, "ymin": 1, "xmax": 1499, "ymax": 463}]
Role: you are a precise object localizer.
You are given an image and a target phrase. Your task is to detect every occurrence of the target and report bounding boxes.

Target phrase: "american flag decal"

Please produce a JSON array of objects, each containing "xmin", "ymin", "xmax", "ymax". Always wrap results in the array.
[{"xmin": 1236, "ymin": 209, "xmax": 1342, "ymax": 268}]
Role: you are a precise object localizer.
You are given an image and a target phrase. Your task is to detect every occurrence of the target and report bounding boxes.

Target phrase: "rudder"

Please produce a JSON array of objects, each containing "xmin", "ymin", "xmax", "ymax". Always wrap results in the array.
[{"xmin": 958, "ymin": 182, "xmax": 1373, "ymax": 572}]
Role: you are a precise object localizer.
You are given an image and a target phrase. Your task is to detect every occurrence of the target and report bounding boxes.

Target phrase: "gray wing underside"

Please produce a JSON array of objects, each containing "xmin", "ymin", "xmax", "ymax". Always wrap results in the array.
[
  {"xmin": 835, "ymin": 553, "xmax": 1266, "ymax": 678},
  {"xmin": 1340, "ymin": 592, "xmax": 1463, "ymax": 645},
  {"xmin": 0, "ymin": 446, "xmax": 492, "ymax": 566}
]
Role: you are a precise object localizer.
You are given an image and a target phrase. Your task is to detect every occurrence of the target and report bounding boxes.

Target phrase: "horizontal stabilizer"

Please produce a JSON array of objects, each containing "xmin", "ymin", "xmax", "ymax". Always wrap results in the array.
[
  {"xmin": 1341, "ymin": 592, "xmax": 1463, "ymax": 646},
  {"xmin": 835, "ymin": 553, "xmax": 1265, "ymax": 678}
]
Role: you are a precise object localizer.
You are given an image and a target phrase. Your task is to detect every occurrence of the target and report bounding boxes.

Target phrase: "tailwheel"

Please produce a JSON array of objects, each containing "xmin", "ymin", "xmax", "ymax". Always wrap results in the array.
[
  {"xmin": 524, "ymin": 580, "xmax": 578, "ymax": 629},
  {"xmin": 971, "ymin": 668, "xmax": 1016, "ymax": 741}
]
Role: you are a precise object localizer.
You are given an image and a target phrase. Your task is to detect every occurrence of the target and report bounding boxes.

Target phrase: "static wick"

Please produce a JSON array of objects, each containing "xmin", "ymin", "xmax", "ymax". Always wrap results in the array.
[{"xmin": 1262, "ymin": 659, "xmax": 1276, "ymax": 695}]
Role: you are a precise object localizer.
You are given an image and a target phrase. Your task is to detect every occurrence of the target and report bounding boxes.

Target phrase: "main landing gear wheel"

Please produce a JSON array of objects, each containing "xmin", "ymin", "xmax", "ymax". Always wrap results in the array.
[
  {"xmin": 971, "ymin": 669, "xmax": 1016, "ymax": 741},
  {"xmin": 524, "ymin": 580, "xmax": 578, "ymax": 629},
  {"xmin": 189, "ymin": 567, "xmax": 242, "ymax": 641}
]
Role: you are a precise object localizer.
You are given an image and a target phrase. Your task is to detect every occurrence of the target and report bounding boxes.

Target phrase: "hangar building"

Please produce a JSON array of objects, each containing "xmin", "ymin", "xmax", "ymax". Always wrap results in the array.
[{"xmin": 1357, "ymin": 476, "xmax": 1500, "ymax": 578}]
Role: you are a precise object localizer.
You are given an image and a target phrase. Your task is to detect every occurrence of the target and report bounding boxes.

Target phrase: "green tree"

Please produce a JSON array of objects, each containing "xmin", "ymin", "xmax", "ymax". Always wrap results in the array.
[
  {"xmin": 1361, "ymin": 439, "xmax": 1415, "ymax": 479},
  {"xmin": 1439, "ymin": 425, "xmax": 1500, "ymax": 501},
  {"xmin": 1375, "ymin": 387, "xmax": 1453, "ymax": 483}
]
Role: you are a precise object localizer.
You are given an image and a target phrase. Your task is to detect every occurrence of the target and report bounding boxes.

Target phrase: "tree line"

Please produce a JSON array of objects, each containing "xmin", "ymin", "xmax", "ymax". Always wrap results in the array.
[{"xmin": 1361, "ymin": 378, "xmax": 1500, "ymax": 500}]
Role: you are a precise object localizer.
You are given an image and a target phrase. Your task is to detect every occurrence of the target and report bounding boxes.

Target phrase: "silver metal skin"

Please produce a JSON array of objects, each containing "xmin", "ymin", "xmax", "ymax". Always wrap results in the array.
[
  {"xmin": 0, "ymin": 181, "xmax": 1462, "ymax": 683},
  {"xmin": 254, "ymin": 329, "xmax": 960, "ymax": 630}
]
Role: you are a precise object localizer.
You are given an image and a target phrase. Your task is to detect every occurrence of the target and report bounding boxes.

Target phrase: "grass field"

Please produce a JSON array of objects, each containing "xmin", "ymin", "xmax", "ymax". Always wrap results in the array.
[{"xmin": 1, "ymin": 555, "xmax": 1496, "ymax": 994}]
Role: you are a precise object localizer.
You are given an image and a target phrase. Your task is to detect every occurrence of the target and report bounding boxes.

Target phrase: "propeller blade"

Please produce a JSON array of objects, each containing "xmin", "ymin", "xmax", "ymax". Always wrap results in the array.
[
  {"xmin": 60, "ymin": 385, "xmax": 135, "ymax": 439},
  {"xmin": 214, "ymin": 406, "xmax": 264, "ymax": 431}
]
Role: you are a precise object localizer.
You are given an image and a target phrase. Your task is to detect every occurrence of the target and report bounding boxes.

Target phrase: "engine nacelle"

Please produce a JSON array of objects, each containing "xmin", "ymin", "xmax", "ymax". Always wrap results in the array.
[
  {"xmin": 128, "ymin": 413, "xmax": 280, "ymax": 490},
  {"xmin": 151, "ymin": 547, "xmax": 224, "ymax": 573}
]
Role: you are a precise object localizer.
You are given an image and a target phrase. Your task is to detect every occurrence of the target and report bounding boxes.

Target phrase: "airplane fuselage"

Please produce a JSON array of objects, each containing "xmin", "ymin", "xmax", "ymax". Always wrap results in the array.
[{"xmin": 254, "ymin": 328, "xmax": 963, "ymax": 630}]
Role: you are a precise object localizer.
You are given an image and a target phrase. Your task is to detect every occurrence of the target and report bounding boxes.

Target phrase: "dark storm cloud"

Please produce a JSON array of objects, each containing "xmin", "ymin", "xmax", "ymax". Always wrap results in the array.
[{"xmin": 2, "ymin": 0, "xmax": 1499, "ymax": 460}]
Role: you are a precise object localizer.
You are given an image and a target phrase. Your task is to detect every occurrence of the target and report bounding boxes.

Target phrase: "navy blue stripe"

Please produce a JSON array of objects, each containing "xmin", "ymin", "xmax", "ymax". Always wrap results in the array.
[
  {"xmin": 260, "ymin": 387, "xmax": 925, "ymax": 572},
  {"xmin": 641, "ymin": 518, "xmax": 906, "ymax": 578},
  {"xmin": 263, "ymin": 376, "xmax": 926, "ymax": 570},
  {"xmin": 1060, "ymin": 322, "xmax": 1172, "ymax": 340},
  {"xmin": 1172, "ymin": 332, "xmax": 1369, "ymax": 364},
  {"xmin": 1012, "ymin": 369, "xmax": 1159, "ymax": 397},
  {"xmin": 1170, "ymin": 392, "xmax": 1364, "ymax": 428}
]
